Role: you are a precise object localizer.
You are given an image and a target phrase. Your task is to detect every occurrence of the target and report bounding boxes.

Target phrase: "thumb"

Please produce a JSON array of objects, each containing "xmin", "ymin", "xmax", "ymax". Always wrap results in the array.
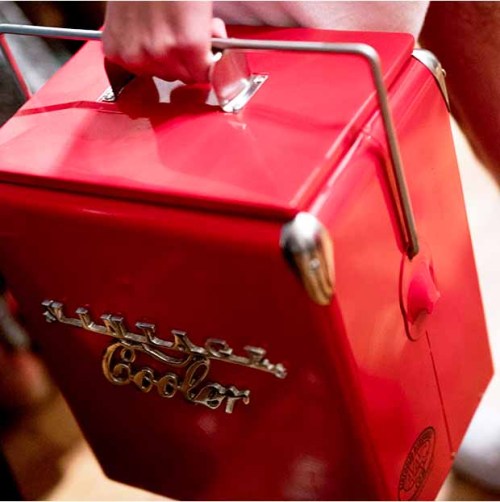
[{"xmin": 211, "ymin": 17, "xmax": 227, "ymax": 38}]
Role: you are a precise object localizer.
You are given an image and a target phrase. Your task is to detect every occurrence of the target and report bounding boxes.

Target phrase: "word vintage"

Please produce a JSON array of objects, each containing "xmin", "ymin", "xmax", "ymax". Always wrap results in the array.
[{"xmin": 42, "ymin": 300, "xmax": 287, "ymax": 413}]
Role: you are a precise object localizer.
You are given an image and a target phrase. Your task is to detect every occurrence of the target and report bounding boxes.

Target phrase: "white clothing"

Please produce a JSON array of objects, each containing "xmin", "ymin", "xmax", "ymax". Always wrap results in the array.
[{"xmin": 214, "ymin": 1, "xmax": 430, "ymax": 39}]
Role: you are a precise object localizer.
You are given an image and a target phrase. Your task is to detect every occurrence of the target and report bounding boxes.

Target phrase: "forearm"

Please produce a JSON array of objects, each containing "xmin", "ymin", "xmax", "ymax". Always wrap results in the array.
[{"xmin": 420, "ymin": 1, "xmax": 500, "ymax": 183}]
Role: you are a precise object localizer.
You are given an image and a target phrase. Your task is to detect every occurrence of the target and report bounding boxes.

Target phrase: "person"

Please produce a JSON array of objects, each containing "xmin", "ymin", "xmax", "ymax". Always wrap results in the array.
[
  {"xmin": 101, "ymin": 1, "xmax": 430, "ymax": 80},
  {"xmin": 0, "ymin": 285, "xmax": 52, "ymax": 411},
  {"xmin": 0, "ymin": 0, "xmax": 61, "ymax": 416}
]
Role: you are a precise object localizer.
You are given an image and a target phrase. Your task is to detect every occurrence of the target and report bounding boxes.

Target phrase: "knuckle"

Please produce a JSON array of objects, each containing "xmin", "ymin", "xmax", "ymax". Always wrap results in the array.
[
  {"xmin": 103, "ymin": 40, "xmax": 143, "ymax": 69},
  {"xmin": 102, "ymin": 35, "xmax": 119, "ymax": 59},
  {"xmin": 121, "ymin": 48, "xmax": 144, "ymax": 67},
  {"xmin": 144, "ymin": 41, "xmax": 172, "ymax": 61},
  {"xmin": 175, "ymin": 34, "xmax": 207, "ymax": 53}
]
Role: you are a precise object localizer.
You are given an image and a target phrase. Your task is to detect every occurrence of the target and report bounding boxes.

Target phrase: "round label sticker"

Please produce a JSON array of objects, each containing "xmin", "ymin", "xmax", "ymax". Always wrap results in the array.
[{"xmin": 398, "ymin": 427, "xmax": 436, "ymax": 501}]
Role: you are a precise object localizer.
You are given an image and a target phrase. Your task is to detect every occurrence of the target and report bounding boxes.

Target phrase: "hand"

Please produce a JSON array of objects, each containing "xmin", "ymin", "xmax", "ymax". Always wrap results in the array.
[{"xmin": 102, "ymin": 1, "xmax": 227, "ymax": 83}]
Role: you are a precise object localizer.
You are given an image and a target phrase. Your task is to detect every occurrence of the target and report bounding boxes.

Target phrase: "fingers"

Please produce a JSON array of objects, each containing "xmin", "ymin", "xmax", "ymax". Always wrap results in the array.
[
  {"xmin": 102, "ymin": 1, "xmax": 226, "ymax": 84},
  {"xmin": 211, "ymin": 17, "xmax": 228, "ymax": 39}
]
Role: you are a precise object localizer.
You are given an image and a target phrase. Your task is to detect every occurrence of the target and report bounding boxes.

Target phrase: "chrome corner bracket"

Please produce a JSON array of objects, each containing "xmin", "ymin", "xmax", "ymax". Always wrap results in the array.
[
  {"xmin": 412, "ymin": 49, "xmax": 450, "ymax": 111},
  {"xmin": 280, "ymin": 212, "xmax": 335, "ymax": 306}
]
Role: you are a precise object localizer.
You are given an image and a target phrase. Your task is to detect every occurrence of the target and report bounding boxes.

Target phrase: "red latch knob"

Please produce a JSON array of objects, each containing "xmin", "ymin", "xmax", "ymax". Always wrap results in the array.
[{"xmin": 407, "ymin": 262, "xmax": 440, "ymax": 324}]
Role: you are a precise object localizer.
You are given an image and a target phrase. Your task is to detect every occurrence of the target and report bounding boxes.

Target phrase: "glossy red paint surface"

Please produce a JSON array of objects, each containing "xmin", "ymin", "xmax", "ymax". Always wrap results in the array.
[
  {"xmin": 0, "ymin": 27, "xmax": 492, "ymax": 500},
  {"xmin": 310, "ymin": 58, "xmax": 492, "ymax": 499},
  {"xmin": 0, "ymin": 27, "xmax": 413, "ymax": 219}
]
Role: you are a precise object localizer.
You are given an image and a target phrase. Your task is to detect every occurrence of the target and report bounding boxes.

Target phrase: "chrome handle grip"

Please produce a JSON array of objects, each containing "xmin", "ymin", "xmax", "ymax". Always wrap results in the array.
[
  {"xmin": 0, "ymin": 23, "xmax": 101, "ymax": 40},
  {"xmin": 0, "ymin": 24, "xmax": 418, "ymax": 258}
]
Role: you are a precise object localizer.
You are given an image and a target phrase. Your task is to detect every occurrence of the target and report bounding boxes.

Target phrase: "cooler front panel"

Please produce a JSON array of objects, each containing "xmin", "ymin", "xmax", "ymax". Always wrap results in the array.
[{"xmin": 0, "ymin": 184, "xmax": 378, "ymax": 500}]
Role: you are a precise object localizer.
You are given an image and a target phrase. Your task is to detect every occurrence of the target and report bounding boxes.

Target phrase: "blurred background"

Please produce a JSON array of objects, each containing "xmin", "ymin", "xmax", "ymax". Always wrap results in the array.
[
  {"xmin": 1, "ymin": 1, "xmax": 499, "ymax": 500},
  {"xmin": 0, "ymin": 1, "xmax": 104, "ymax": 125}
]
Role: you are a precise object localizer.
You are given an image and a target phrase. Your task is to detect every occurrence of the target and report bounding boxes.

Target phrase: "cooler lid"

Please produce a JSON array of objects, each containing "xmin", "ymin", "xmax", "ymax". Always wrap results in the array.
[{"xmin": 0, "ymin": 27, "xmax": 414, "ymax": 219}]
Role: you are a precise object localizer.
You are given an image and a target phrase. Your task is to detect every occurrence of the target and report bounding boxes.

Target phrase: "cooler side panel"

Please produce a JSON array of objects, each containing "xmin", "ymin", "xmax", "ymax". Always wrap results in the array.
[
  {"xmin": 312, "ymin": 137, "xmax": 452, "ymax": 500},
  {"xmin": 311, "ymin": 59, "xmax": 492, "ymax": 499},
  {"xmin": 391, "ymin": 60, "xmax": 493, "ymax": 451}
]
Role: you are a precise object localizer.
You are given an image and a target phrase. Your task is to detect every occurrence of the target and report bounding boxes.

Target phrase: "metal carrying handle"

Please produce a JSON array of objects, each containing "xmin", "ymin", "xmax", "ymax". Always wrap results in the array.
[{"xmin": 0, "ymin": 24, "xmax": 419, "ymax": 258}]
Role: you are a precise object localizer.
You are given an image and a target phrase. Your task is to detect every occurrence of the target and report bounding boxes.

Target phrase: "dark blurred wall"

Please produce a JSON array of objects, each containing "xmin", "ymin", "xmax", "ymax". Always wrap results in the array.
[
  {"xmin": 18, "ymin": 1, "xmax": 105, "ymax": 53},
  {"xmin": 1, "ymin": 1, "xmax": 97, "ymax": 125}
]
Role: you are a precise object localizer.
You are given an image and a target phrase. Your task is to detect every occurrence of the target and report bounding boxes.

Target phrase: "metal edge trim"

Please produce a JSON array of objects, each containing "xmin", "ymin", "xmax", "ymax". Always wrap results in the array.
[{"xmin": 412, "ymin": 49, "xmax": 450, "ymax": 111}]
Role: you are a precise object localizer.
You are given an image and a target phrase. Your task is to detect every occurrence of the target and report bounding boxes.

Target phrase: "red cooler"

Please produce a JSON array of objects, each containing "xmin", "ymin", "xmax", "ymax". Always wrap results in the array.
[{"xmin": 0, "ymin": 25, "xmax": 493, "ymax": 500}]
